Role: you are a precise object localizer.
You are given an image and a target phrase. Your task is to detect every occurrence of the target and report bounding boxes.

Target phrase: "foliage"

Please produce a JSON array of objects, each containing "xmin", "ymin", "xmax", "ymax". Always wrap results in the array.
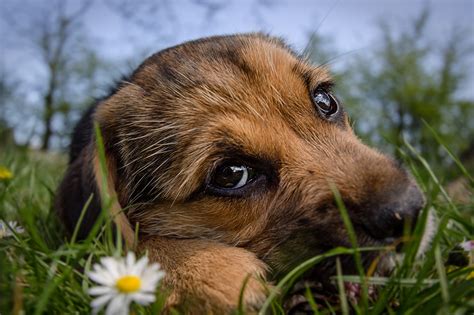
[
  {"xmin": 0, "ymin": 68, "xmax": 23, "ymax": 146},
  {"xmin": 336, "ymin": 10, "xmax": 474, "ymax": 179},
  {"xmin": 0, "ymin": 0, "xmax": 114, "ymax": 150}
]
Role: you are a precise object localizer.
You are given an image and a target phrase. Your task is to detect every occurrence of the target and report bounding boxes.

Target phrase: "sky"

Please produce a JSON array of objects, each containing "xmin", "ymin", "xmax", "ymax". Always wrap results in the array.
[
  {"xmin": 130, "ymin": 1, "xmax": 469, "ymax": 50},
  {"xmin": 81, "ymin": 0, "xmax": 474, "ymax": 60},
  {"xmin": 1, "ymin": 0, "xmax": 473, "ymax": 89},
  {"xmin": 0, "ymin": 0, "xmax": 473, "ymax": 146}
]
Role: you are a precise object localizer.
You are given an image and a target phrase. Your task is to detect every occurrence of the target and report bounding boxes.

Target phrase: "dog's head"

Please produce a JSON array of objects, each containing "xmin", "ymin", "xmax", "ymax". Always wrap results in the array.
[{"xmin": 94, "ymin": 33, "xmax": 425, "ymax": 282}]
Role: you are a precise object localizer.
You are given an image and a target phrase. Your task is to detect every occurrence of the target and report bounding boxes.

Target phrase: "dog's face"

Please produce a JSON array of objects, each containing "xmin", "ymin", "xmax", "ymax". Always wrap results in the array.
[{"xmin": 96, "ymin": 34, "xmax": 424, "ymax": 282}]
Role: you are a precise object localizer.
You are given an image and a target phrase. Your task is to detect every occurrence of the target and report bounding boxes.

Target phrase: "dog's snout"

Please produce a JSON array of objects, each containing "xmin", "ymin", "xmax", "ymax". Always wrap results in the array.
[
  {"xmin": 395, "ymin": 184, "xmax": 425, "ymax": 235},
  {"xmin": 362, "ymin": 183, "xmax": 425, "ymax": 240}
]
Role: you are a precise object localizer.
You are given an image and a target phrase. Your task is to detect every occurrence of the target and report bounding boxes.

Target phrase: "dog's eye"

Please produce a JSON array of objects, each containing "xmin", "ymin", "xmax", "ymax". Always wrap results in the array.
[
  {"xmin": 313, "ymin": 89, "xmax": 338, "ymax": 116},
  {"xmin": 210, "ymin": 164, "xmax": 256, "ymax": 190}
]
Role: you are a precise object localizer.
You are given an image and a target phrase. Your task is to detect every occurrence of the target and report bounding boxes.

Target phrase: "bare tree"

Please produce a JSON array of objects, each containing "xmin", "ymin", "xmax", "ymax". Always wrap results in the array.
[
  {"xmin": 0, "ymin": 66, "xmax": 16, "ymax": 145},
  {"xmin": 41, "ymin": 3, "xmax": 86, "ymax": 149},
  {"xmin": 1, "ymin": 0, "xmax": 101, "ymax": 150}
]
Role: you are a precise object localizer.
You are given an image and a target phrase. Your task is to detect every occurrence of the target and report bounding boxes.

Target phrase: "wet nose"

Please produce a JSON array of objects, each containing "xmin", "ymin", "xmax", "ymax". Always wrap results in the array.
[{"xmin": 362, "ymin": 184, "xmax": 425, "ymax": 240}]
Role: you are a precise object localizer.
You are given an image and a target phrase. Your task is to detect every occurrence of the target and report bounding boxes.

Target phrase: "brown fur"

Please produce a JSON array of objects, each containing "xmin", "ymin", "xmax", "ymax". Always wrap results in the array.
[{"xmin": 56, "ymin": 33, "xmax": 425, "ymax": 313}]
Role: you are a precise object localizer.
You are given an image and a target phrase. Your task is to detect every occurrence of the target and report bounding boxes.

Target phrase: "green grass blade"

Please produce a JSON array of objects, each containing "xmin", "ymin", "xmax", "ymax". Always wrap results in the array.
[
  {"xmin": 330, "ymin": 184, "xmax": 369, "ymax": 310},
  {"xmin": 336, "ymin": 258, "xmax": 349, "ymax": 315},
  {"xmin": 422, "ymin": 120, "xmax": 473, "ymax": 183}
]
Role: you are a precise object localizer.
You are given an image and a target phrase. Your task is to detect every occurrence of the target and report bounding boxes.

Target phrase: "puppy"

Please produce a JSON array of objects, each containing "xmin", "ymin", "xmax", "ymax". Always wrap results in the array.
[{"xmin": 55, "ymin": 33, "xmax": 426, "ymax": 313}]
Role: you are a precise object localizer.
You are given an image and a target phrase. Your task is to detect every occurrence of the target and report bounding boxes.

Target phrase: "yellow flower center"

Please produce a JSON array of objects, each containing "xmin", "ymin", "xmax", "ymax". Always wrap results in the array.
[{"xmin": 116, "ymin": 275, "xmax": 141, "ymax": 293}]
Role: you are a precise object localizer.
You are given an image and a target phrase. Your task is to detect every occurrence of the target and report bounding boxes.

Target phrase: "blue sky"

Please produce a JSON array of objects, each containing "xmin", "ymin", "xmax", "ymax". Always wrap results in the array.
[
  {"xmin": 0, "ymin": 0, "xmax": 473, "ymax": 146},
  {"xmin": 2, "ymin": 0, "xmax": 473, "ymax": 90},
  {"xmin": 81, "ymin": 0, "xmax": 474, "ymax": 64}
]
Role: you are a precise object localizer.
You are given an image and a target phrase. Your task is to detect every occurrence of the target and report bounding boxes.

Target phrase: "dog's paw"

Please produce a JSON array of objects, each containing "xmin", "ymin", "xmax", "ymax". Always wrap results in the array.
[
  {"xmin": 178, "ymin": 245, "xmax": 269, "ymax": 313},
  {"xmin": 139, "ymin": 237, "xmax": 269, "ymax": 314}
]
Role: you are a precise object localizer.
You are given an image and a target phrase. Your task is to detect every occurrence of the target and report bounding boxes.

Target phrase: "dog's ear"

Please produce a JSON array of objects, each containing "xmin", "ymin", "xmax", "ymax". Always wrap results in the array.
[
  {"xmin": 56, "ymin": 94, "xmax": 135, "ymax": 247},
  {"xmin": 55, "ymin": 145, "xmax": 102, "ymax": 240},
  {"xmin": 91, "ymin": 142, "xmax": 135, "ymax": 248},
  {"xmin": 91, "ymin": 97, "xmax": 135, "ymax": 248},
  {"xmin": 55, "ymin": 129, "xmax": 135, "ymax": 247}
]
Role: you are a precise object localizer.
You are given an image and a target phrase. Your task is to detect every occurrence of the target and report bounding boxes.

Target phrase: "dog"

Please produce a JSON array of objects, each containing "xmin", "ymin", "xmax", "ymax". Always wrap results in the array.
[{"xmin": 55, "ymin": 33, "xmax": 426, "ymax": 313}]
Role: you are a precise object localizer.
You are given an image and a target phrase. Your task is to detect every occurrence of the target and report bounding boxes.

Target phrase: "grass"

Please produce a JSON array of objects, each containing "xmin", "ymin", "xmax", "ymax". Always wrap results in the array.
[{"xmin": 0, "ymin": 138, "xmax": 473, "ymax": 314}]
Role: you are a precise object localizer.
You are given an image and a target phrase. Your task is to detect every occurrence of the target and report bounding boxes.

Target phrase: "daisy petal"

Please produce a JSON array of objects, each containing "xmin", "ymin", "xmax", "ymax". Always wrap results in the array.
[
  {"xmin": 132, "ymin": 255, "xmax": 149, "ymax": 276},
  {"xmin": 101, "ymin": 257, "xmax": 121, "ymax": 278},
  {"xmin": 131, "ymin": 292, "xmax": 156, "ymax": 305},
  {"xmin": 88, "ymin": 270, "xmax": 115, "ymax": 286},
  {"xmin": 91, "ymin": 293, "xmax": 114, "ymax": 309},
  {"xmin": 106, "ymin": 295, "xmax": 129, "ymax": 315},
  {"xmin": 126, "ymin": 252, "xmax": 136, "ymax": 269},
  {"xmin": 142, "ymin": 270, "xmax": 165, "ymax": 289},
  {"xmin": 89, "ymin": 286, "xmax": 115, "ymax": 296}
]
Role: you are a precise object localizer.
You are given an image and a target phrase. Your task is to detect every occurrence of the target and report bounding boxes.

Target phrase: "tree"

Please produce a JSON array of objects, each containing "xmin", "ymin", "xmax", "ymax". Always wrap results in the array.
[
  {"xmin": 32, "ymin": 0, "xmax": 90, "ymax": 150},
  {"xmin": 340, "ymin": 10, "xmax": 474, "ymax": 173},
  {"xmin": 1, "ymin": 0, "xmax": 111, "ymax": 150},
  {"xmin": 0, "ymin": 67, "xmax": 16, "ymax": 145}
]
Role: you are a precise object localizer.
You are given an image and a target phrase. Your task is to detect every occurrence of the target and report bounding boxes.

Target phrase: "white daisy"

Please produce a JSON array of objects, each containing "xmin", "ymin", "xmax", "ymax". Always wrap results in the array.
[
  {"xmin": 87, "ymin": 252, "xmax": 165, "ymax": 315},
  {"xmin": 0, "ymin": 220, "xmax": 25, "ymax": 238}
]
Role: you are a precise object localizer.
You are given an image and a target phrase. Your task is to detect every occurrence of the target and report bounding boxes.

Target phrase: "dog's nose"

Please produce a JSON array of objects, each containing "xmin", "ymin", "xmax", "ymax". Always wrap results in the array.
[{"xmin": 361, "ymin": 184, "xmax": 425, "ymax": 240}]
